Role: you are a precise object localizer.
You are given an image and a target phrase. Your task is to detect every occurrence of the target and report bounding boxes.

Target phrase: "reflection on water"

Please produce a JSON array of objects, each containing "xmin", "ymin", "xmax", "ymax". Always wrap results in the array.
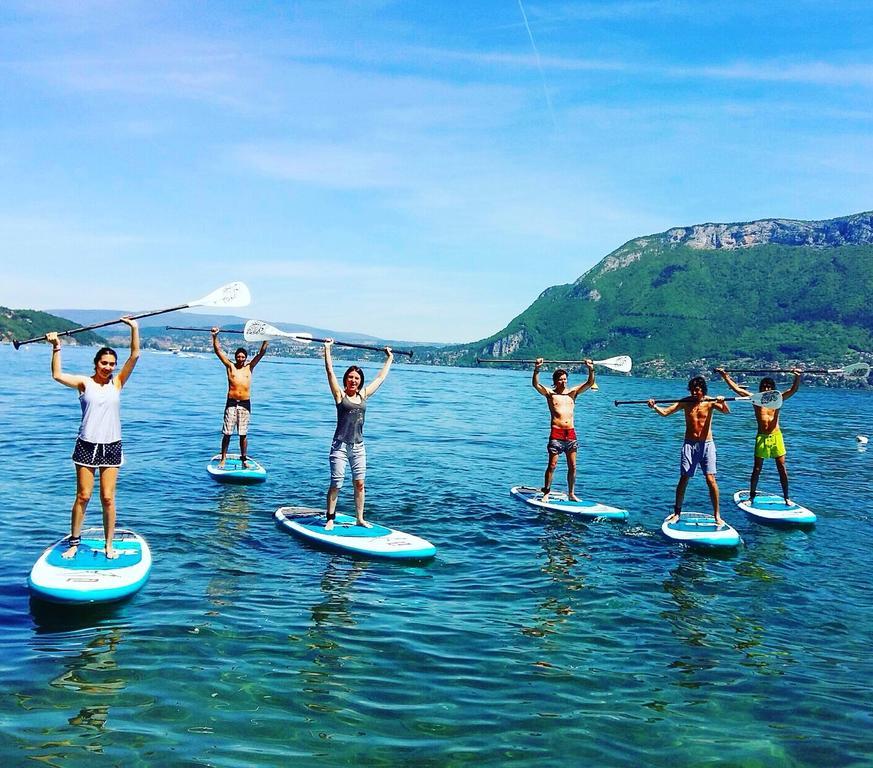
[{"xmin": 205, "ymin": 488, "xmax": 254, "ymax": 612}]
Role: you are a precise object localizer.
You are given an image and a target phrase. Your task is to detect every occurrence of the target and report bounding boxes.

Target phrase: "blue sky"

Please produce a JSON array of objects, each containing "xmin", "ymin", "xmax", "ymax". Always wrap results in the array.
[{"xmin": 2, "ymin": 1, "xmax": 871, "ymax": 342}]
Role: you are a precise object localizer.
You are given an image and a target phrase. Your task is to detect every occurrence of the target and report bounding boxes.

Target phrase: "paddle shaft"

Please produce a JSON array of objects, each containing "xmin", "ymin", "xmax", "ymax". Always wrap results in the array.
[
  {"xmin": 615, "ymin": 396, "xmax": 747, "ymax": 405},
  {"xmin": 320, "ymin": 337, "xmax": 413, "ymax": 358},
  {"xmin": 479, "ymin": 358, "xmax": 591, "ymax": 364},
  {"xmin": 165, "ymin": 326, "xmax": 244, "ymax": 334},
  {"xmin": 723, "ymin": 368, "xmax": 855, "ymax": 374},
  {"xmin": 14, "ymin": 302, "xmax": 193, "ymax": 349}
]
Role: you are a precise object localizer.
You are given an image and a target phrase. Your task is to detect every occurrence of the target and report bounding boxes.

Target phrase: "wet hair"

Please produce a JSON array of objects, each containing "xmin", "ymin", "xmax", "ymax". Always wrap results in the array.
[
  {"xmin": 343, "ymin": 365, "xmax": 365, "ymax": 389},
  {"xmin": 552, "ymin": 368, "xmax": 568, "ymax": 385},
  {"xmin": 93, "ymin": 347, "xmax": 118, "ymax": 367},
  {"xmin": 688, "ymin": 375, "xmax": 708, "ymax": 395},
  {"xmin": 759, "ymin": 377, "xmax": 776, "ymax": 391},
  {"xmin": 234, "ymin": 347, "xmax": 247, "ymax": 357}
]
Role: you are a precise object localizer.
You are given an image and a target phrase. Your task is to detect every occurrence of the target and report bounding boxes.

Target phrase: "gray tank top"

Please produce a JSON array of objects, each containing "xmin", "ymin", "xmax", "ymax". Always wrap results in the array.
[{"xmin": 333, "ymin": 393, "xmax": 367, "ymax": 444}]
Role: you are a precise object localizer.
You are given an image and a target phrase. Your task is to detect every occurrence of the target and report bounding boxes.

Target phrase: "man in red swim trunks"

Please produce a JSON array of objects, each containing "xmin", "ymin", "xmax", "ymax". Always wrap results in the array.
[{"xmin": 532, "ymin": 357, "xmax": 595, "ymax": 501}]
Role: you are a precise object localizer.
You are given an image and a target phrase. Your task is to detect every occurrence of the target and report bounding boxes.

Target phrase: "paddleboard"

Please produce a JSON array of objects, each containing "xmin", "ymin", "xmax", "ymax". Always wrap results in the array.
[
  {"xmin": 661, "ymin": 512, "xmax": 741, "ymax": 549},
  {"xmin": 206, "ymin": 453, "xmax": 267, "ymax": 484},
  {"xmin": 28, "ymin": 528, "xmax": 152, "ymax": 604},
  {"xmin": 733, "ymin": 490, "xmax": 816, "ymax": 525},
  {"xmin": 510, "ymin": 486, "xmax": 628, "ymax": 520},
  {"xmin": 274, "ymin": 506, "xmax": 437, "ymax": 560}
]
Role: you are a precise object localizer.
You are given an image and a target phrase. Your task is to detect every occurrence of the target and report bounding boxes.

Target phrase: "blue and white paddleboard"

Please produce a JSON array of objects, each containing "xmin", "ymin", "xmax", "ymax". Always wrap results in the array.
[
  {"xmin": 734, "ymin": 490, "xmax": 816, "ymax": 526},
  {"xmin": 206, "ymin": 454, "xmax": 267, "ymax": 484},
  {"xmin": 661, "ymin": 512, "xmax": 741, "ymax": 549},
  {"xmin": 510, "ymin": 486, "xmax": 628, "ymax": 520},
  {"xmin": 28, "ymin": 528, "xmax": 152, "ymax": 604},
  {"xmin": 274, "ymin": 506, "xmax": 437, "ymax": 560}
]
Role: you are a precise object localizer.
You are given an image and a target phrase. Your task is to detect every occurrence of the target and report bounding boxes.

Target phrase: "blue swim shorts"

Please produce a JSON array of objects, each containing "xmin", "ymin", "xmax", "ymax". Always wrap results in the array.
[{"xmin": 680, "ymin": 439, "xmax": 716, "ymax": 477}]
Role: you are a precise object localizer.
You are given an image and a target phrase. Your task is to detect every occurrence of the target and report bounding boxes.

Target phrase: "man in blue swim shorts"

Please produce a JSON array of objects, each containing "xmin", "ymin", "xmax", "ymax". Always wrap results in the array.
[{"xmin": 648, "ymin": 376, "xmax": 730, "ymax": 525}]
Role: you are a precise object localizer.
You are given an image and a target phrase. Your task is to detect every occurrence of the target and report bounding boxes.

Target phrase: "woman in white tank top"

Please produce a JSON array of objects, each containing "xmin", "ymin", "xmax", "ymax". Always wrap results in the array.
[{"xmin": 46, "ymin": 317, "xmax": 140, "ymax": 560}]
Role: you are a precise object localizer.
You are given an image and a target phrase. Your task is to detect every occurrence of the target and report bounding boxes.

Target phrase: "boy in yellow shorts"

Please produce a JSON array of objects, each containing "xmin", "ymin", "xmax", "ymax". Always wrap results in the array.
[{"xmin": 716, "ymin": 368, "xmax": 801, "ymax": 504}]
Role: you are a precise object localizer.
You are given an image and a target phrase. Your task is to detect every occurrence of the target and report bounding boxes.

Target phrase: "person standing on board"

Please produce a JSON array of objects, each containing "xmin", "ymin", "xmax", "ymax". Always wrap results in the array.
[
  {"xmin": 532, "ymin": 357, "xmax": 595, "ymax": 502},
  {"xmin": 715, "ymin": 367, "xmax": 801, "ymax": 504},
  {"xmin": 323, "ymin": 339, "xmax": 394, "ymax": 530},
  {"xmin": 46, "ymin": 318, "xmax": 140, "ymax": 559},
  {"xmin": 647, "ymin": 376, "xmax": 730, "ymax": 525},
  {"xmin": 211, "ymin": 328, "xmax": 268, "ymax": 468}
]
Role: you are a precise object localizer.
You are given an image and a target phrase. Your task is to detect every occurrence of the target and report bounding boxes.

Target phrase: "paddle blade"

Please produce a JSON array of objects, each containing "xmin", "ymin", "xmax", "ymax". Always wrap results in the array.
[
  {"xmin": 595, "ymin": 355, "xmax": 632, "ymax": 373},
  {"xmin": 748, "ymin": 390, "xmax": 783, "ymax": 409},
  {"xmin": 243, "ymin": 319, "xmax": 282, "ymax": 342},
  {"xmin": 840, "ymin": 362, "xmax": 871, "ymax": 378},
  {"xmin": 190, "ymin": 282, "xmax": 251, "ymax": 308}
]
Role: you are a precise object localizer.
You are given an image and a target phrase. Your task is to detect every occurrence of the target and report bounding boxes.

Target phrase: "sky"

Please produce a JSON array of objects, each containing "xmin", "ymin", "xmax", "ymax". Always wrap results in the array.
[{"xmin": 1, "ymin": 1, "xmax": 871, "ymax": 343}]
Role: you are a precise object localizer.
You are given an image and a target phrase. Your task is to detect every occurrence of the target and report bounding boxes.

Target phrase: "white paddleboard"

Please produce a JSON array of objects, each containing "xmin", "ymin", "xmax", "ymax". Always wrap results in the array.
[
  {"xmin": 661, "ymin": 512, "xmax": 741, "ymax": 549},
  {"xmin": 206, "ymin": 453, "xmax": 267, "ymax": 484},
  {"xmin": 28, "ymin": 528, "xmax": 152, "ymax": 604},
  {"xmin": 510, "ymin": 486, "xmax": 628, "ymax": 520},
  {"xmin": 733, "ymin": 490, "xmax": 816, "ymax": 525},
  {"xmin": 274, "ymin": 506, "xmax": 436, "ymax": 560}
]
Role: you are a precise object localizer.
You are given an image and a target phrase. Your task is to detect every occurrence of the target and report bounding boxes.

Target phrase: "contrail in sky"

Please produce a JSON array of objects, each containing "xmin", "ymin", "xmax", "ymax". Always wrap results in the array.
[{"xmin": 517, "ymin": 0, "xmax": 558, "ymax": 130}]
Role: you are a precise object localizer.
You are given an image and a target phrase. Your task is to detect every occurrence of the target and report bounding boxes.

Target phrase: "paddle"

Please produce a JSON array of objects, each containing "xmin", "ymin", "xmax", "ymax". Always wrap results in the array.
[
  {"xmin": 721, "ymin": 362, "xmax": 870, "ymax": 378},
  {"xmin": 615, "ymin": 391, "xmax": 784, "ymax": 409},
  {"xmin": 165, "ymin": 326, "xmax": 244, "ymax": 334},
  {"xmin": 14, "ymin": 282, "xmax": 251, "ymax": 349},
  {"xmin": 242, "ymin": 319, "xmax": 414, "ymax": 358},
  {"xmin": 477, "ymin": 355, "xmax": 633, "ymax": 373}
]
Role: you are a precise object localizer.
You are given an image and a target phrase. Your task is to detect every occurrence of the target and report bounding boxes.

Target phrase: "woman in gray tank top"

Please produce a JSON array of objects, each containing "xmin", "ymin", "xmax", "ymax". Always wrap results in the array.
[{"xmin": 323, "ymin": 338, "xmax": 394, "ymax": 530}]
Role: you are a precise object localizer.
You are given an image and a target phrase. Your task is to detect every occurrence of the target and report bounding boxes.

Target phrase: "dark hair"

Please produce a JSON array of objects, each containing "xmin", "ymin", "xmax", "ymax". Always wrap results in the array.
[
  {"xmin": 759, "ymin": 377, "xmax": 776, "ymax": 391},
  {"xmin": 93, "ymin": 347, "xmax": 118, "ymax": 366},
  {"xmin": 343, "ymin": 365, "xmax": 365, "ymax": 389},
  {"xmin": 552, "ymin": 368, "xmax": 568, "ymax": 385},
  {"xmin": 688, "ymin": 376, "xmax": 708, "ymax": 395},
  {"xmin": 234, "ymin": 347, "xmax": 247, "ymax": 357}
]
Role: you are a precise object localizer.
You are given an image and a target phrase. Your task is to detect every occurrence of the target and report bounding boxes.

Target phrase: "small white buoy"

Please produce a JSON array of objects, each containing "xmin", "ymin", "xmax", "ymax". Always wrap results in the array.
[{"xmin": 857, "ymin": 435, "xmax": 869, "ymax": 445}]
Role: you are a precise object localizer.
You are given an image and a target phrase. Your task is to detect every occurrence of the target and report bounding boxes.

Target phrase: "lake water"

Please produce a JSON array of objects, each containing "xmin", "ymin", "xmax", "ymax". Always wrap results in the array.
[{"xmin": 1, "ymin": 343, "xmax": 872, "ymax": 767}]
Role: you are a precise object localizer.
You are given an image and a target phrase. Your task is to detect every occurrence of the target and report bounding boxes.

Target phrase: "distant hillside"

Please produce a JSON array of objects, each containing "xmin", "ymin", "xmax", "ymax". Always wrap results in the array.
[
  {"xmin": 421, "ymin": 211, "xmax": 873, "ymax": 381},
  {"xmin": 0, "ymin": 307, "xmax": 106, "ymax": 348},
  {"xmin": 48, "ymin": 310, "xmax": 440, "ymax": 360}
]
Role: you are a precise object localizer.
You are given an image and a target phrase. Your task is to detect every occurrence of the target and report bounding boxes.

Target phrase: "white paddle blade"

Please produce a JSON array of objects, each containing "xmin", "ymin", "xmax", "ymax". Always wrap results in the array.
[
  {"xmin": 243, "ymin": 319, "xmax": 284, "ymax": 342},
  {"xmin": 190, "ymin": 281, "xmax": 251, "ymax": 308},
  {"xmin": 595, "ymin": 355, "xmax": 632, "ymax": 373},
  {"xmin": 836, "ymin": 362, "xmax": 871, "ymax": 378},
  {"xmin": 743, "ymin": 390, "xmax": 784, "ymax": 409}
]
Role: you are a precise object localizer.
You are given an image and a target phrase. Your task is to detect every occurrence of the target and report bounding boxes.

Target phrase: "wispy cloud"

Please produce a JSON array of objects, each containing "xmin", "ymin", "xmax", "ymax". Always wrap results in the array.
[{"xmin": 232, "ymin": 143, "xmax": 404, "ymax": 190}]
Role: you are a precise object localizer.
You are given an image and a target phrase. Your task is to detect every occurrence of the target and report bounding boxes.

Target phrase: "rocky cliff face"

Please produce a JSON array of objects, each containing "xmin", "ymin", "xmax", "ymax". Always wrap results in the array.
[{"xmin": 579, "ymin": 210, "xmax": 873, "ymax": 285}]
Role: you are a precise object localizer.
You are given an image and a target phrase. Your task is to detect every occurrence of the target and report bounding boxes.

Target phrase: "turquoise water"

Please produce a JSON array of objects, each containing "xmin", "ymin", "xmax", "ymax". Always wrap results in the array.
[{"xmin": 1, "ymin": 343, "xmax": 872, "ymax": 767}]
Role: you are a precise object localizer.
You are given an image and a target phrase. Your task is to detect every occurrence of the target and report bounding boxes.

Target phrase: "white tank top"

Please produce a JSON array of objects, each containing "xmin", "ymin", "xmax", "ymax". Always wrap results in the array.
[{"xmin": 78, "ymin": 378, "xmax": 122, "ymax": 443}]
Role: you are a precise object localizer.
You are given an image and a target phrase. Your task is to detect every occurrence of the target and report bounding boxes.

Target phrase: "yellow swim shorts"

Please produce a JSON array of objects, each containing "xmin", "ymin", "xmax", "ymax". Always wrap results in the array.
[{"xmin": 755, "ymin": 429, "xmax": 786, "ymax": 459}]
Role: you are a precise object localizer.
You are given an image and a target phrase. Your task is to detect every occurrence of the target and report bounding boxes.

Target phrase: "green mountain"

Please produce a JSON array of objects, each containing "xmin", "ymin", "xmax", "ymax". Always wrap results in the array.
[
  {"xmin": 0, "ymin": 308, "xmax": 106, "ymax": 348},
  {"xmin": 423, "ymin": 211, "xmax": 873, "ymax": 378}
]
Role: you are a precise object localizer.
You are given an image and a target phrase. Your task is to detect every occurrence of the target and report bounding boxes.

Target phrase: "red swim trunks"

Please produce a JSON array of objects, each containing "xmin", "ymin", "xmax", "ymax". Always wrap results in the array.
[{"xmin": 549, "ymin": 426, "xmax": 577, "ymax": 441}]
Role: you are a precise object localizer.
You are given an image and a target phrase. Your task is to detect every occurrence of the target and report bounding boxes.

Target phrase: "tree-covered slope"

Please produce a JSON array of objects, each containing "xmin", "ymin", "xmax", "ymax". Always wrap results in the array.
[
  {"xmin": 0, "ymin": 308, "xmax": 106, "ymax": 348},
  {"xmin": 423, "ymin": 211, "xmax": 873, "ymax": 375}
]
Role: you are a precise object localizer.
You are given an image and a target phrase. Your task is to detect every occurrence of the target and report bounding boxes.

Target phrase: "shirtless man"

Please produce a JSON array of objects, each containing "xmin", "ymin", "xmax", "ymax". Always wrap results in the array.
[
  {"xmin": 648, "ymin": 376, "xmax": 730, "ymax": 525},
  {"xmin": 212, "ymin": 328, "xmax": 268, "ymax": 468},
  {"xmin": 715, "ymin": 367, "xmax": 800, "ymax": 504},
  {"xmin": 532, "ymin": 357, "xmax": 595, "ymax": 501}
]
